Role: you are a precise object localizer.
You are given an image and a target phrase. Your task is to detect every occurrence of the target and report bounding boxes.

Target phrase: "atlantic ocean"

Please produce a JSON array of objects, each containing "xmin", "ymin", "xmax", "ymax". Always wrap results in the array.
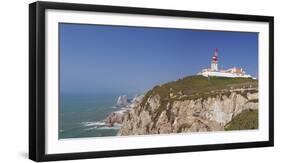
[{"xmin": 59, "ymin": 93, "xmax": 129, "ymax": 139}]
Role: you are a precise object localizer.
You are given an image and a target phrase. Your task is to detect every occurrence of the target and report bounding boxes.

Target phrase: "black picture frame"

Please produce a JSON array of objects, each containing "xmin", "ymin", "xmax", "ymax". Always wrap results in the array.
[{"xmin": 29, "ymin": 1, "xmax": 274, "ymax": 162}]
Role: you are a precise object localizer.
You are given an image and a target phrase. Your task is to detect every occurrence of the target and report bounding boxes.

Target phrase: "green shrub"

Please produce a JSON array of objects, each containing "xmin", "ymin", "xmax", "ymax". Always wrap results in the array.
[{"xmin": 225, "ymin": 109, "xmax": 258, "ymax": 131}]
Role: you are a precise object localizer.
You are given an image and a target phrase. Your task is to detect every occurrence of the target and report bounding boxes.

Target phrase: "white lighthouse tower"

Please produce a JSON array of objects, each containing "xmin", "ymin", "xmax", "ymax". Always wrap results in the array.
[
  {"xmin": 211, "ymin": 48, "xmax": 219, "ymax": 71},
  {"xmin": 197, "ymin": 48, "xmax": 254, "ymax": 79}
]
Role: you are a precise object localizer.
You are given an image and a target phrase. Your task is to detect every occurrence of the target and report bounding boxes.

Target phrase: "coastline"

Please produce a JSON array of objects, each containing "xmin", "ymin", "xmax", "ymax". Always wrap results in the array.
[{"xmin": 59, "ymin": 93, "xmax": 144, "ymax": 139}]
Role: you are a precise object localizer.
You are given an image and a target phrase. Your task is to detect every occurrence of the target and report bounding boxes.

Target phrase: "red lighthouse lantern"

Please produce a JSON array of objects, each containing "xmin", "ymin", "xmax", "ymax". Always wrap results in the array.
[
  {"xmin": 212, "ymin": 48, "xmax": 218, "ymax": 62},
  {"xmin": 211, "ymin": 48, "xmax": 218, "ymax": 71}
]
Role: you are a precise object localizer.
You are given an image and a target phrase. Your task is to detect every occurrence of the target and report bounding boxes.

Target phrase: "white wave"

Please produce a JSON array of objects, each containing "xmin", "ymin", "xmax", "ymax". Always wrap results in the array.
[
  {"xmin": 113, "ymin": 123, "xmax": 122, "ymax": 127},
  {"xmin": 83, "ymin": 122, "xmax": 122, "ymax": 131},
  {"xmin": 81, "ymin": 121, "xmax": 106, "ymax": 127},
  {"xmin": 84, "ymin": 125, "xmax": 121, "ymax": 130},
  {"xmin": 96, "ymin": 125, "xmax": 121, "ymax": 130},
  {"xmin": 84, "ymin": 126, "xmax": 98, "ymax": 130},
  {"xmin": 114, "ymin": 110, "xmax": 127, "ymax": 114},
  {"xmin": 120, "ymin": 107, "xmax": 130, "ymax": 110}
]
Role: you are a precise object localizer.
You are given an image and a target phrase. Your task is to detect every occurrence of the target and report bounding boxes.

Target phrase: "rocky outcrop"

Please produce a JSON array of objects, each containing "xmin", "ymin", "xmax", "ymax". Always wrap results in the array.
[
  {"xmin": 118, "ymin": 89, "xmax": 258, "ymax": 136},
  {"xmin": 116, "ymin": 95, "xmax": 129, "ymax": 107},
  {"xmin": 104, "ymin": 94, "xmax": 144, "ymax": 127},
  {"xmin": 104, "ymin": 112, "xmax": 125, "ymax": 127}
]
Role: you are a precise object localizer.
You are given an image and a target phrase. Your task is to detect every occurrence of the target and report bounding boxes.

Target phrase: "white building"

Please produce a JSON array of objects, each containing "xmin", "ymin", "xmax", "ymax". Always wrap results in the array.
[{"xmin": 198, "ymin": 48, "xmax": 255, "ymax": 79}]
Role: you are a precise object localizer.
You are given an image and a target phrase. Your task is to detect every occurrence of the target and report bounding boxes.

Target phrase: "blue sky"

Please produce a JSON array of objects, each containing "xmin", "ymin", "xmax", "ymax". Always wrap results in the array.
[{"xmin": 59, "ymin": 23, "xmax": 258, "ymax": 94}]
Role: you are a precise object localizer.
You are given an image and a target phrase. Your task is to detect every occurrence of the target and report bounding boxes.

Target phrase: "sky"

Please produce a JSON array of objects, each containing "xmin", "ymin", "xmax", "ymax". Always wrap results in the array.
[{"xmin": 59, "ymin": 23, "xmax": 258, "ymax": 94}]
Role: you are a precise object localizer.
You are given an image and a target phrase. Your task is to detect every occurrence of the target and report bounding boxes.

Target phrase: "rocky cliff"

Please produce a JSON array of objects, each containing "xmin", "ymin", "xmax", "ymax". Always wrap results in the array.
[
  {"xmin": 104, "ymin": 94, "xmax": 144, "ymax": 127},
  {"xmin": 118, "ymin": 75, "xmax": 258, "ymax": 136}
]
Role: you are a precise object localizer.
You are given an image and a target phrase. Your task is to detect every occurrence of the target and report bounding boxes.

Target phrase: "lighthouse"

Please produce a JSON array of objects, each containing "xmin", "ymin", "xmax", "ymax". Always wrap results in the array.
[
  {"xmin": 211, "ymin": 48, "xmax": 218, "ymax": 71},
  {"xmin": 197, "ymin": 48, "xmax": 254, "ymax": 79}
]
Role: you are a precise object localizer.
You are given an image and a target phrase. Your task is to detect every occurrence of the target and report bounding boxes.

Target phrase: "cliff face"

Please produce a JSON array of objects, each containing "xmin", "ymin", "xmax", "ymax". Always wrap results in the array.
[
  {"xmin": 104, "ymin": 94, "xmax": 144, "ymax": 127},
  {"xmin": 118, "ymin": 76, "xmax": 258, "ymax": 136}
]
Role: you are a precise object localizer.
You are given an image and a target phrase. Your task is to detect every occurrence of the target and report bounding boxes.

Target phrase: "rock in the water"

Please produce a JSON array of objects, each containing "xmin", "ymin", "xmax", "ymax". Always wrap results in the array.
[
  {"xmin": 117, "ymin": 95, "xmax": 128, "ymax": 106},
  {"xmin": 104, "ymin": 94, "xmax": 145, "ymax": 127}
]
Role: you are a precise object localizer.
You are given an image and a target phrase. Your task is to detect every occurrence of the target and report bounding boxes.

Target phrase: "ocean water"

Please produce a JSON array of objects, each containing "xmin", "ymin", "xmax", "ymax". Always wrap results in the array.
[{"xmin": 59, "ymin": 93, "xmax": 127, "ymax": 139}]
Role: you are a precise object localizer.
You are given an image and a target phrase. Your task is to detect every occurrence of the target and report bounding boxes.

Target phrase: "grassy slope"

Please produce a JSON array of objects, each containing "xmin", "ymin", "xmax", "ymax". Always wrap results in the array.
[
  {"xmin": 140, "ymin": 75, "xmax": 258, "ymax": 122},
  {"xmin": 225, "ymin": 109, "xmax": 258, "ymax": 130},
  {"xmin": 142, "ymin": 75, "xmax": 257, "ymax": 106}
]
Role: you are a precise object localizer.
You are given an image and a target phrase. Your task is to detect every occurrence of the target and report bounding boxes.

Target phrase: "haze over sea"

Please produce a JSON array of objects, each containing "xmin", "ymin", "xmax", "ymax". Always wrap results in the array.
[{"xmin": 59, "ymin": 92, "xmax": 138, "ymax": 139}]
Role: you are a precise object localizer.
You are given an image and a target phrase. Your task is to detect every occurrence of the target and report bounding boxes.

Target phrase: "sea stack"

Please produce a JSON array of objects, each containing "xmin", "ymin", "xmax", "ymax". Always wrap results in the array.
[{"xmin": 116, "ymin": 95, "xmax": 129, "ymax": 107}]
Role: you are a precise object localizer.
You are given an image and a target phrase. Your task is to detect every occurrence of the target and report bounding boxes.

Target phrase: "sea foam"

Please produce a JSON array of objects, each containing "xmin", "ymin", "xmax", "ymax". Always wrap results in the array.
[{"xmin": 81, "ymin": 121, "xmax": 106, "ymax": 127}]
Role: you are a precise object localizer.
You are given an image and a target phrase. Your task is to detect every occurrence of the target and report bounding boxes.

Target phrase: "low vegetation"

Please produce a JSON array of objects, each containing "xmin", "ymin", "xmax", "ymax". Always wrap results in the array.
[
  {"xmin": 140, "ymin": 75, "xmax": 258, "ymax": 122},
  {"xmin": 224, "ymin": 109, "xmax": 258, "ymax": 131},
  {"xmin": 142, "ymin": 75, "xmax": 257, "ymax": 104}
]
